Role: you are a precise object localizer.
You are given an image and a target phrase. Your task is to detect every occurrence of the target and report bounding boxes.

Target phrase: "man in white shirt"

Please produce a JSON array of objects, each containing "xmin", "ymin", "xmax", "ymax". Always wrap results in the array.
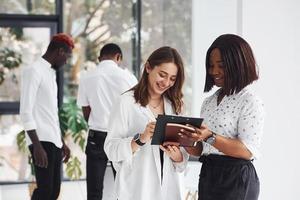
[
  {"xmin": 20, "ymin": 33, "xmax": 73, "ymax": 200},
  {"xmin": 77, "ymin": 43, "xmax": 137, "ymax": 200}
]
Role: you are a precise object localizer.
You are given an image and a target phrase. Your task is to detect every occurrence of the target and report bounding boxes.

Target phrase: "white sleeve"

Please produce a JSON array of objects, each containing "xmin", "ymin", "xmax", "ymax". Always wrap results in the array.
[
  {"xmin": 172, "ymin": 147, "xmax": 189, "ymax": 172},
  {"xmin": 104, "ymin": 95, "xmax": 133, "ymax": 169},
  {"xmin": 124, "ymin": 69, "xmax": 138, "ymax": 87},
  {"xmin": 19, "ymin": 67, "xmax": 41, "ymax": 131},
  {"xmin": 128, "ymin": 73, "xmax": 138, "ymax": 86},
  {"xmin": 77, "ymin": 77, "xmax": 89, "ymax": 107},
  {"xmin": 238, "ymin": 95, "xmax": 265, "ymax": 159}
]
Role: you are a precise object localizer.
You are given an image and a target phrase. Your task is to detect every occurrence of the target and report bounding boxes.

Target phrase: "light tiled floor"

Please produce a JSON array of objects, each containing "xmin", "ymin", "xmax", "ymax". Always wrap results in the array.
[
  {"xmin": 0, "ymin": 181, "xmax": 87, "ymax": 200},
  {"xmin": 0, "ymin": 162, "xmax": 200, "ymax": 200},
  {"xmin": 0, "ymin": 166, "xmax": 116, "ymax": 200}
]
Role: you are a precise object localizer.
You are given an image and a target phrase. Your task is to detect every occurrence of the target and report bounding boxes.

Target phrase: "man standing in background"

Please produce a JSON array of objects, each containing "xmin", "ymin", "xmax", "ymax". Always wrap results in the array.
[
  {"xmin": 77, "ymin": 43, "xmax": 137, "ymax": 200},
  {"xmin": 20, "ymin": 33, "xmax": 73, "ymax": 200}
]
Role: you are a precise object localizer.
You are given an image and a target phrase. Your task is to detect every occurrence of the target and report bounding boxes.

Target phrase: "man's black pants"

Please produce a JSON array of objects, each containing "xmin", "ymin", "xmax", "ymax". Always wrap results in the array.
[
  {"xmin": 86, "ymin": 130, "xmax": 116, "ymax": 200},
  {"xmin": 29, "ymin": 142, "xmax": 62, "ymax": 200}
]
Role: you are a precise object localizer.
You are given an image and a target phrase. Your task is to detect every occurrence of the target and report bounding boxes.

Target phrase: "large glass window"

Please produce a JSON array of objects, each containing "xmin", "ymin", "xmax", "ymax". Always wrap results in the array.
[
  {"xmin": 141, "ymin": 0, "xmax": 192, "ymax": 114},
  {"xmin": 63, "ymin": 0, "xmax": 135, "ymax": 97},
  {"xmin": 60, "ymin": 0, "xmax": 136, "ymax": 180},
  {"xmin": 0, "ymin": 0, "xmax": 194, "ymax": 185},
  {"xmin": 0, "ymin": 0, "xmax": 138, "ymax": 183},
  {"xmin": 0, "ymin": 27, "xmax": 51, "ymax": 102},
  {"xmin": 0, "ymin": 27, "xmax": 52, "ymax": 182},
  {"xmin": 0, "ymin": 0, "xmax": 55, "ymax": 15},
  {"xmin": 0, "ymin": 115, "xmax": 31, "ymax": 182}
]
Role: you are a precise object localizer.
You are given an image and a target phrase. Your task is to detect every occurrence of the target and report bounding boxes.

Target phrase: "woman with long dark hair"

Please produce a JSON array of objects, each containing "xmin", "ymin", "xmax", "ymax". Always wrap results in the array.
[{"xmin": 184, "ymin": 34, "xmax": 265, "ymax": 200}]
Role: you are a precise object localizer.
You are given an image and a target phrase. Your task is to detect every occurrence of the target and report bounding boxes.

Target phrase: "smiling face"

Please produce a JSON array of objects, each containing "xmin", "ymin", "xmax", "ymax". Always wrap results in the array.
[
  {"xmin": 208, "ymin": 48, "xmax": 225, "ymax": 88},
  {"xmin": 146, "ymin": 62, "xmax": 178, "ymax": 97}
]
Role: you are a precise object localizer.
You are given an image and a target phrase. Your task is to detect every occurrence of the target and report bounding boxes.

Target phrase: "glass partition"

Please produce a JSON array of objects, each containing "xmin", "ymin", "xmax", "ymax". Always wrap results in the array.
[
  {"xmin": 0, "ymin": 27, "xmax": 51, "ymax": 102},
  {"xmin": 0, "ymin": 0, "xmax": 55, "ymax": 15},
  {"xmin": 63, "ymin": 0, "xmax": 135, "ymax": 98},
  {"xmin": 0, "ymin": 115, "xmax": 31, "ymax": 182},
  {"xmin": 0, "ymin": 26, "xmax": 50, "ymax": 182},
  {"xmin": 141, "ymin": 0, "xmax": 193, "ymax": 114}
]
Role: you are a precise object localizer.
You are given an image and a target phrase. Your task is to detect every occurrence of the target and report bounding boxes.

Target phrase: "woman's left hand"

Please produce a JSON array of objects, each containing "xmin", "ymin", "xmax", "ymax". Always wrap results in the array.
[{"xmin": 159, "ymin": 143, "xmax": 183, "ymax": 162}]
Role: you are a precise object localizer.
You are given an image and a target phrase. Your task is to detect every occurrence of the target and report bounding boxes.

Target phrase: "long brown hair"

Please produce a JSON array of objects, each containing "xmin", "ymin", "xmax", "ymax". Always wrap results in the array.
[{"xmin": 132, "ymin": 46, "xmax": 185, "ymax": 114}]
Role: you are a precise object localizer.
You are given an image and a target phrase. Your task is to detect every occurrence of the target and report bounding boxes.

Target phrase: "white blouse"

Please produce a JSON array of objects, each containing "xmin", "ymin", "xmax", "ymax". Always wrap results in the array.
[
  {"xmin": 104, "ymin": 91, "xmax": 188, "ymax": 200},
  {"xmin": 200, "ymin": 87, "xmax": 265, "ymax": 159}
]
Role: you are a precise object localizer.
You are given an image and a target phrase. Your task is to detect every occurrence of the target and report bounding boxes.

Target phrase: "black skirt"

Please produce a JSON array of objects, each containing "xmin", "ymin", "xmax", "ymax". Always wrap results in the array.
[{"xmin": 198, "ymin": 154, "xmax": 260, "ymax": 200}]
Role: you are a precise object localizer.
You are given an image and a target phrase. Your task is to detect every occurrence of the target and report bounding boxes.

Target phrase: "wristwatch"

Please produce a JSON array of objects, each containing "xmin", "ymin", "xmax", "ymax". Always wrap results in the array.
[
  {"xmin": 133, "ymin": 133, "xmax": 146, "ymax": 146},
  {"xmin": 205, "ymin": 132, "xmax": 217, "ymax": 145}
]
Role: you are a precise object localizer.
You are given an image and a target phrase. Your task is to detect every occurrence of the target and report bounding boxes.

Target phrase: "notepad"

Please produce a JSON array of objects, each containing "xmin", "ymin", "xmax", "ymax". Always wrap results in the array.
[
  {"xmin": 164, "ymin": 123, "xmax": 198, "ymax": 147},
  {"xmin": 151, "ymin": 114, "xmax": 203, "ymax": 147}
]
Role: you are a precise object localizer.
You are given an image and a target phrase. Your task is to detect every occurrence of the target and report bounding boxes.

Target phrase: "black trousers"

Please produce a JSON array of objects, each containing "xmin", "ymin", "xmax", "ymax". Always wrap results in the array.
[
  {"xmin": 198, "ymin": 155, "xmax": 260, "ymax": 200},
  {"xmin": 29, "ymin": 142, "xmax": 62, "ymax": 200},
  {"xmin": 86, "ymin": 130, "xmax": 116, "ymax": 200}
]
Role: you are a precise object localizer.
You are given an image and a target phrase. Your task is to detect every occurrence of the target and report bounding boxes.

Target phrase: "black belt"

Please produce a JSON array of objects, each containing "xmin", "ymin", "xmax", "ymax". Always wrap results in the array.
[
  {"xmin": 88, "ymin": 129, "xmax": 107, "ymax": 139},
  {"xmin": 199, "ymin": 154, "xmax": 252, "ymax": 166}
]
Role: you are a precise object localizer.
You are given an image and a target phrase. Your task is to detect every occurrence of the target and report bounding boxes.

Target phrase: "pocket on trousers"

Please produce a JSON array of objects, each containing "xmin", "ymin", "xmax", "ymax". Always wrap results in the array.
[{"xmin": 85, "ymin": 141, "xmax": 107, "ymax": 159}]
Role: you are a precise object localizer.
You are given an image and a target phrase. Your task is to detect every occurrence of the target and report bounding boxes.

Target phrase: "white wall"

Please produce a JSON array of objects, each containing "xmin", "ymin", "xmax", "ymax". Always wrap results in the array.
[
  {"xmin": 243, "ymin": 0, "xmax": 300, "ymax": 199},
  {"xmin": 192, "ymin": 0, "xmax": 300, "ymax": 199},
  {"xmin": 192, "ymin": 0, "xmax": 239, "ymax": 116}
]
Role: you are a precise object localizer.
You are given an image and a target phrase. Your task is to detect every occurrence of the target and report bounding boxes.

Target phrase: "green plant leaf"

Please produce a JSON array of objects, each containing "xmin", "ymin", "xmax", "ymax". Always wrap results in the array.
[
  {"xmin": 0, "ymin": 47, "xmax": 22, "ymax": 69},
  {"xmin": 65, "ymin": 156, "xmax": 82, "ymax": 180},
  {"xmin": 73, "ymin": 131, "xmax": 85, "ymax": 152},
  {"xmin": 16, "ymin": 130, "xmax": 27, "ymax": 153},
  {"xmin": 59, "ymin": 97, "xmax": 88, "ymax": 136}
]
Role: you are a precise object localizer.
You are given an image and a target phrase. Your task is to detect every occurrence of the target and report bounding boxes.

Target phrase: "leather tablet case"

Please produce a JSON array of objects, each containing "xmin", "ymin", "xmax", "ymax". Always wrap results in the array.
[{"xmin": 165, "ymin": 123, "xmax": 197, "ymax": 147}]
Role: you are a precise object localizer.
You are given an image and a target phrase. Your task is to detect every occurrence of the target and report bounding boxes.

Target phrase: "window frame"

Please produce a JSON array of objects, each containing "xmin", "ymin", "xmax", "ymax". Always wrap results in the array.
[
  {"xmin": 0, "ymin": 0, "xmax": 63, "ymax": 115},
  {"xmin": 0, "ymin": 0, "xmax": 63, "ymax": 184}
]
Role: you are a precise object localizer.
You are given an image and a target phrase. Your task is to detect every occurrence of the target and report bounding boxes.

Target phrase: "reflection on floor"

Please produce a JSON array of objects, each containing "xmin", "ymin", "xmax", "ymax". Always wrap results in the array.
[{"xmin": 0, "ymin": 162, "xmax": 201, "ymax": 200}]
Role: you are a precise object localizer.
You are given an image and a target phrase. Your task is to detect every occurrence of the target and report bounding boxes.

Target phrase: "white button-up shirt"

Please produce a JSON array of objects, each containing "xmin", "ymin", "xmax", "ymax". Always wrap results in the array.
[
  {"xmin": 201, "ymin": 87, "xmax": 265, "ymax": 159},
  {"xmin": 20, "ymin": 57, "xmax": 62, "ymax": 148},
  {"xmin": 77, "ymin": 60, "xmax": 137, "ymax": 132},
  {"xmin": 104, "ymin": 91, "xmax": 189, "ymax": 200}
]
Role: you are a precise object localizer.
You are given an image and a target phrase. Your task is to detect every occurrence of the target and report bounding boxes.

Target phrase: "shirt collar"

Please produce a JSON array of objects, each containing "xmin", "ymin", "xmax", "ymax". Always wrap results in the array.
[
  {"xmin": 98, "ymin": 60, "xmax": 119, "ymax": 68},
  {"xmin": 214, "ymin": 85, "xmax": 250, "ymax": 98},
  {"xmin": 40, "ymin": 57, "xmax": 56, "ymax": 72}
]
